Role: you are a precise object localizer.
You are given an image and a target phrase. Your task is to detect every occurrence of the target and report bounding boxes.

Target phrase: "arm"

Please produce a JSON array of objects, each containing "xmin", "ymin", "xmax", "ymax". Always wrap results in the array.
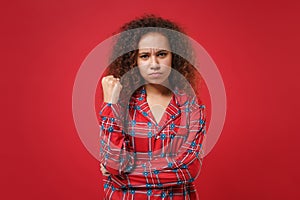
[
  {"xmin": 120, "ymin": 98, "xmax": 207, "ymax": 187},
  {"xmin": 98, "ymin": 102, "xmax": 134, "ymax": 176}
]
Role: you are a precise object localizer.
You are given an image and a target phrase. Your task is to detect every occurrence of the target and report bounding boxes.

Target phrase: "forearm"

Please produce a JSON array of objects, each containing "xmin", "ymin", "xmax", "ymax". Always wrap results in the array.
[
  {"xmin": 111, "ymin": 157, "xmax": 202, "ymax": 188},
  {"xmin": 99, "ymin": 102, "xmax": 134, "ymax": 175}
]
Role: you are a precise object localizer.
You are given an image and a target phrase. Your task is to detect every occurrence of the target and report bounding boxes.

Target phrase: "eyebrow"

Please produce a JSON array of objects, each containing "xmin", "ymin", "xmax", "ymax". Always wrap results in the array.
[{"xmin": 138, "ymin": 49, "xmax": 169, "ymax": 54}]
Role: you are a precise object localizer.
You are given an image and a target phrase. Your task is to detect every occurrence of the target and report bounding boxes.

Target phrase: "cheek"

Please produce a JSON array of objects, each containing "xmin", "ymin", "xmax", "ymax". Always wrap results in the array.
[
  {"xmin": 163, "ymin": 55, "xmax": 172, "ymax": 67},
  {"xmin": 137, "ymin": 66, "xmax": 147, "ymax": 76},
  {"xmin": 137, "ymin": 59, "xmax": 149, "ymax": 73},
  {"xmin": 161, "ymin": 57, "xmax": 172, "ymax": 69},
  {"xmin": 166, "ymin": 67, "xmax": 172, "ymax": 77},
  {"xmin": 137, "ymin": 58, "xmax": 141, "ymax": 66},
  {"xmin": 137, "ymin": 59, "xmax": 148, "ymax": 68}
]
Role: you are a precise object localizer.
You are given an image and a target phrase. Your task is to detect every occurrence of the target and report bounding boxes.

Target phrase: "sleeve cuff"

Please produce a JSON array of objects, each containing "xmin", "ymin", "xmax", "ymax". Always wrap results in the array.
[{"xmin": 98, "ymin": 102, "xmax": 122, "ymax": 119}]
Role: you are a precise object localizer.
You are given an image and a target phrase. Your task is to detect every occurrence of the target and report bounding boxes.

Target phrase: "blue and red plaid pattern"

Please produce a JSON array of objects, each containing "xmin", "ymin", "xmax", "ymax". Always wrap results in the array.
[{"xmin": 98, "ymin": 86, "xmax": 207, "ymax": 199}]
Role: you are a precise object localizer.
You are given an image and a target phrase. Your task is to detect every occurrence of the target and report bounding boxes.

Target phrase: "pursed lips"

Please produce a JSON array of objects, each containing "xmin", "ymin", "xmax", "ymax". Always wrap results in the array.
[
  {"xmin": 148, "ymin": 72, "xmax": 163, "ymax": 78},
  {"xmin": 148, "ymin": 72, "xmax": 162, "ymax": 75}
]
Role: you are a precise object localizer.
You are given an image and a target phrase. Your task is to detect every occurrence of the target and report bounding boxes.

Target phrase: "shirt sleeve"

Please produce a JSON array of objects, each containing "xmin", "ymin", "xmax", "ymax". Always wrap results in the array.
[
  {"xmin": 116, "ymin": 98, "xmax": 207, "ymax": 187},
  {"xmin": 98, "ymin": 102, "xmax": 135, "ymax": 175}
]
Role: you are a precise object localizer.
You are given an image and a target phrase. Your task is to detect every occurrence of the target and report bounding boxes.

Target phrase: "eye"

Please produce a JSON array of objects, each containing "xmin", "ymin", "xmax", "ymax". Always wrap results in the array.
[
  {"xmin": 157, "ymin": 52, "xmax": 168, "ymax": 57},
  {"xmin": 139, "ymin": 54, "xmax": 149, "ymax": 59}
]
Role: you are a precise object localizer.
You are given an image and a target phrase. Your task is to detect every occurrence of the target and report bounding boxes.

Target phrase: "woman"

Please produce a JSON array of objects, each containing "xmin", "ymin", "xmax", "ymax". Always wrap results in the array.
[{"xmin": 98, "ymin": 14, "xmax": 207, "ymax": 199}]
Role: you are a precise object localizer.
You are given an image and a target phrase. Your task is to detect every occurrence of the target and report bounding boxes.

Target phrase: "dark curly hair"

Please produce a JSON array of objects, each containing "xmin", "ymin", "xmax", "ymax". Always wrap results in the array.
[{"xmin": 104, "ymin": 14, "xmax": 203, "ymax": 105}]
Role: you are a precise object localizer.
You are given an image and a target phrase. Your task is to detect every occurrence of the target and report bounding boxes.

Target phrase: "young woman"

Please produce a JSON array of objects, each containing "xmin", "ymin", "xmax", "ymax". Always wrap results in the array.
[{"xmin": 98, "ymin": 14, "xmax": 207, "ymax": 199}]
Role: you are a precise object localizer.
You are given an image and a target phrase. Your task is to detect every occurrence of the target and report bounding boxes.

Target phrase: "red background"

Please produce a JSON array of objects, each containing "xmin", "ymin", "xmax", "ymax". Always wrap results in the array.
[{"xmin": 1, "ymin": 0, "xmax": 299, "ymax": 199}]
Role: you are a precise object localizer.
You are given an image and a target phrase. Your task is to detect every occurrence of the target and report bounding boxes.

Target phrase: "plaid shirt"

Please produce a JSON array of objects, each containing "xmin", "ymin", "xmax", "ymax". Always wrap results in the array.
[{"xmin": 98, "ymin": 86, "xmax": 207, "ymax": 199}]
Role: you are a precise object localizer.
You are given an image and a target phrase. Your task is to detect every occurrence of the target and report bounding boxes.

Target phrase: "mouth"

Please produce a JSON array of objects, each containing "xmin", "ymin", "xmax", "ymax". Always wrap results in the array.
[{"xmin": 148, "ymin": 72, "xmax": 163, "ymax": 78}]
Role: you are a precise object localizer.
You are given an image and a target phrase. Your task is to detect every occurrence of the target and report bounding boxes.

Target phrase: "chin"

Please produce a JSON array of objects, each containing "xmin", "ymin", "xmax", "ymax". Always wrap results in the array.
[{"xmin": 146, "ymin": 78, "xmax": 168, "ymax": 85}]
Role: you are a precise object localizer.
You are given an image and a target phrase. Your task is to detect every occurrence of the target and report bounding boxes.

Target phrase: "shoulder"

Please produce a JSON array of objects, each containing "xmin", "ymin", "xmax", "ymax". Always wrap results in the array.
[{"xmin": 174, "ymin": 87, "xmax": 204, "ymax": 109}]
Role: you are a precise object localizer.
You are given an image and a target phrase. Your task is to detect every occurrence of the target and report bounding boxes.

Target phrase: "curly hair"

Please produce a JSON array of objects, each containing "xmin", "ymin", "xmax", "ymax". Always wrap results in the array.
[{"xmin": 104, "ymin": 14, "xmax": 203, "ymax": 105}]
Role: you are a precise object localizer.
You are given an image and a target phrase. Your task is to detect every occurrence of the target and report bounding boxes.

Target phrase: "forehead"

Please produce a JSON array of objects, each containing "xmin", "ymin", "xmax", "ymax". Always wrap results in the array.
[{"xmin": 138, "ymin": 32, "xmax": 171, "ymax": 51}]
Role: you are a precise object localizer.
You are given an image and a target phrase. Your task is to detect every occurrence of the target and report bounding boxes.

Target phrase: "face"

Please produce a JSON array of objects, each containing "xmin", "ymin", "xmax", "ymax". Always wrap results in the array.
[{"xmin": 137, "ymin": 32, "xmax": 172, "ymax": 85}]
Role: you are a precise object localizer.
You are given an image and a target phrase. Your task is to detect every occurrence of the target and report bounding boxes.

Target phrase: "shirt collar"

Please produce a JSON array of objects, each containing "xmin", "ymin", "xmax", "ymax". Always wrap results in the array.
[{"xmin": 135, "ymin": 85, "xmax": 190, "ymax": 107}]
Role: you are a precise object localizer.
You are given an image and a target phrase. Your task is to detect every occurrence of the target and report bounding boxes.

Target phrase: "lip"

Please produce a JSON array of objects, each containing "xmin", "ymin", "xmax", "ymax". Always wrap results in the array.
[{"xmin": 148, "ymin": 72, "xmax": 163, "ymax": 78}]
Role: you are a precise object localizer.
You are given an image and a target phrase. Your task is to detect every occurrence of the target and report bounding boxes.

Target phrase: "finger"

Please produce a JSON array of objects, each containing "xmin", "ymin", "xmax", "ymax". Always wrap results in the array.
[
  {"xmin": 106, "ymin": 76, "xmax": 120, "ymax": 81},
  {"xmin": 108, "ymin": 80, "xmax": 114, "ymax": 84},
  {"xmin": 101, "ymin": 170, "xmax": 109, "ymax": 176},
  {"xmin": 102, "ymin": 76, "xmax": 115, "ymax": 82},
  {"xmin": 110, "ymin": 80, "xmax": 121, "ymax": 88},
  {"xmin": 107, "ymin": 78, "xmax": 119, "ymax": 84},
  {"xmin": 103, "ymin": 173, "xmax": 110, "ymax": 177},
  {"xmin": 100, "ymin": 168, "xmax": 110, "ymax": 176},
  {"xmin": 100, "ymin": 164, "xmax": 105, "ymax": 170},
  {"xmin": 100, "ymin": 164, "xmax": 107, "ymax": 170},
  {"xmin": 117, "ymin": 81, "xmax": 122, "ymax": 87},
  {"xmin": 100, "ymin": 168, "xmax": 107, "ymax": 174}
]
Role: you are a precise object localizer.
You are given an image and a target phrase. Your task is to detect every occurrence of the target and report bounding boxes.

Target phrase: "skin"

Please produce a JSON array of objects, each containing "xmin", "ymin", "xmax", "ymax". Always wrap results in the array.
[
  {"xmin": 137, "ymin": 32, "xmax": 172, "ymax": 87},
  {"xmin": 101, "ymin": 75, "xmax": 122, "ymax": 104},
  {"xmin": 100, "ymin": 163, "xmax": 110, "ymax": 176},
  {"xmin": 137, "ymin": 32, "xmax": 173, "ymax": 123},
  {"xmin": 100, "ymin": 32, "xmax": 173, "ymax": 176}
]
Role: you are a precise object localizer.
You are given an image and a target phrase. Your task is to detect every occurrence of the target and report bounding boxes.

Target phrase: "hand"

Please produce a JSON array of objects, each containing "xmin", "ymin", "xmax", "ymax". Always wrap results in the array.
[
  {"xmin": 101, "ymin": 75, "xmax": 123, "ymax": 104},
  {"xmin": 100, "ymin": 163, "xmax": 110, "ymax": 176}
]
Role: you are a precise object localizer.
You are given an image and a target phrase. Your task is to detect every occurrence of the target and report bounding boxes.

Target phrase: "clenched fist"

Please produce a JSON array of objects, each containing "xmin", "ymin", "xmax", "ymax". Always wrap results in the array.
[
  {"xmin": 100, "ymin": 163, "xmax": 110, "ymax": 176},
  {"xmin": 101, "ymin": 75, "xmax": 123, "ymax": 104}
]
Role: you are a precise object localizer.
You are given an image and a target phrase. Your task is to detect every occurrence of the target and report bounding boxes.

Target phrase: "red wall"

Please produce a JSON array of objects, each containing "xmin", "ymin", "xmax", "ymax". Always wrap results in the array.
[{"xmin": 1, "ymin": 0, "xmax": 299, "ymax": 199}]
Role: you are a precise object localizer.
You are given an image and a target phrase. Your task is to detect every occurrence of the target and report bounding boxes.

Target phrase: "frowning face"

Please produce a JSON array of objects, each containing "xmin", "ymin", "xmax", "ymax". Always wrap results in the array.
[{"xmin": 137, "ymin": 32, "xmax": 172, "ymax": 85}]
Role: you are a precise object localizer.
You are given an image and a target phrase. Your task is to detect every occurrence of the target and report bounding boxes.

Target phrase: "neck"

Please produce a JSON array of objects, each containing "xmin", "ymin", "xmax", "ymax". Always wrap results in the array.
[{"xmin": 145, "ymin": 83, "xmax": 172, "ymax": 97}]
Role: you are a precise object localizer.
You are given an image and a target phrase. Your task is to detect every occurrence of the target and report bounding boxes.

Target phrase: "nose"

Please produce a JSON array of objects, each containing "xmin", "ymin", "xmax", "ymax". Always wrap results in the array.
[{"xmin": 150, "ymin": 55, "xmax": 160, "ymax": 70}]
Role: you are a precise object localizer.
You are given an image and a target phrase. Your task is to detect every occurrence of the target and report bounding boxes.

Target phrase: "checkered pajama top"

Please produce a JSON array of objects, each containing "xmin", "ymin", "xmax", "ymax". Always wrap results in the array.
[{"xmin": 98, "ymin": 86, "xmax": 207, "ymax": 199}]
